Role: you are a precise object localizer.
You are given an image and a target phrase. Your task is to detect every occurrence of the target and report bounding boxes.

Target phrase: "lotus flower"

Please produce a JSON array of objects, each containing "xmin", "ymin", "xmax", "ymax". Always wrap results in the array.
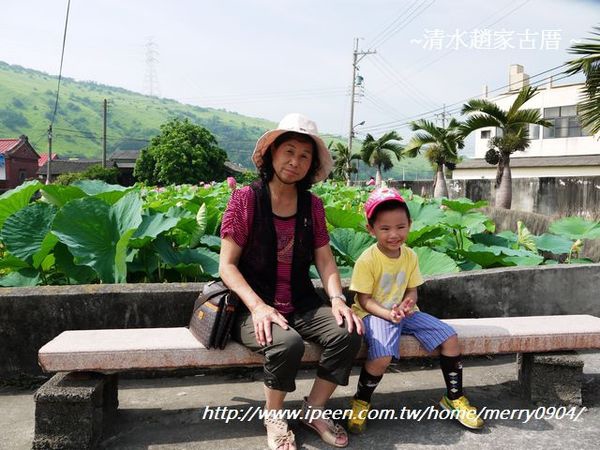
[{"xmin": 227, "ymin": 177, "xmax": 237, "ymax": 190}]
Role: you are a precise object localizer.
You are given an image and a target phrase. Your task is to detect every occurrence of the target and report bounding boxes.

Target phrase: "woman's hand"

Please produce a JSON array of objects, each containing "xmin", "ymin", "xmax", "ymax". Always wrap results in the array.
[
  {"xmin": 331, "ymin": 298, "xmax": 364, "ymax": 335},
  {"xmin": 250, "ymin": 303, "xmax": 289, "ymax": 346}
]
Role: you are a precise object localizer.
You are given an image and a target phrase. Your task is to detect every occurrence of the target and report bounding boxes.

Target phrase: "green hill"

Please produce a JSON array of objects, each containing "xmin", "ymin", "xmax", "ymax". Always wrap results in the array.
[
  {"xmin": 0, "ymin": 61, "xmax": 431, "ymax": 178},
  {"xmin": 0, "ymin": 61, "xmax": 280, "ymax": 168}
]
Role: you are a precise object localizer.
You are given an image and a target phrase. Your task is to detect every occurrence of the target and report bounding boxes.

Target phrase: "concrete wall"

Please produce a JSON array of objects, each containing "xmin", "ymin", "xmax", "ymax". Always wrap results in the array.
[
  {"xmin": 453, "ymin": 165, "xmax": 600, "ymax": 180},
  {"xmin": 417, "ymin": 264, "xmax": 600, "ymax": 319},
  {"xmin": 391, "ymin": 176, "xmax": 600, "ymax": 220},
  {"xmin": 1, "ymin": 264, "xmax": 599, "ymax": 380},
  {"xmin": 0, "ymin": 283, "xmax": 201, "ymax": 380}
]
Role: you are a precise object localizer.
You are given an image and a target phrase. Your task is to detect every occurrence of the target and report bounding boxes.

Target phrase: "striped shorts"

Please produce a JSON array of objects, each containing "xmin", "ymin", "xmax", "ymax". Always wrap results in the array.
[{"xmin": 363, "ymin": 311, "xmax": 457, "ymax": 360}]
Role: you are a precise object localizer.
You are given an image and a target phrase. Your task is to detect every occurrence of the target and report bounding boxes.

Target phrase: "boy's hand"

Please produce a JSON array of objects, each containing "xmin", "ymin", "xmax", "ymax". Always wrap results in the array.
[
  {"xmin": 389, "ymin": 304, "xmax": 404, "ymax": 323},
  {"xmin": 399, "ymin": 298, "xmax": 416, "ymax": 317}
]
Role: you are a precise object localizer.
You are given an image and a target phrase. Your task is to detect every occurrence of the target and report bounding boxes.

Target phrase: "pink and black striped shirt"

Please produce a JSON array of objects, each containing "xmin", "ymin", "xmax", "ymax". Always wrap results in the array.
[{"xmin": 220, "ymin": 185, "xmax": 330, "ymax": 314}]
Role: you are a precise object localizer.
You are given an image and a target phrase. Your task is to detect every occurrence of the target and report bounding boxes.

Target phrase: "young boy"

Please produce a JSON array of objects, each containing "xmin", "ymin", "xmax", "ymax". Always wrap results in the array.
[{"xmin": 348, "ymin": 187, "xmax": 484, "ymax": 433}]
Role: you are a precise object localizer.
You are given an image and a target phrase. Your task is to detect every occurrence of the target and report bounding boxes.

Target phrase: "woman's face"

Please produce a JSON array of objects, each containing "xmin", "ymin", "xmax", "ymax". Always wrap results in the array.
[{"xmin": 270, "ymin": 138, "xmax": 313, "ymax": 185}]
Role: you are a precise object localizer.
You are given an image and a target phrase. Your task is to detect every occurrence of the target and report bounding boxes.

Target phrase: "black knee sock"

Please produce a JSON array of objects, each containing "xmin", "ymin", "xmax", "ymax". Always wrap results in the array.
[
  {"xmin": 354, "ymin": 367, "xmax": 383, "ymax": 403},
  {"xmin": 440, "ymin": 354, "xmax": 463, "ymax": 400}
]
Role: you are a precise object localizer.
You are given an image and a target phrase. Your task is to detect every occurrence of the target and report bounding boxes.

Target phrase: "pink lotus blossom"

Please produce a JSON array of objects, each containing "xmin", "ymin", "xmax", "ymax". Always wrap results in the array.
[{"xmin": 227, "ymin": 177, "xmax": 237, "ymax": 190}]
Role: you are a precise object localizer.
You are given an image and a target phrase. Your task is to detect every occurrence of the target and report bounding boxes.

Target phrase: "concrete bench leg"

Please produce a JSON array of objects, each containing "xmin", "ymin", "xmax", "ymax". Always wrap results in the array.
[
  {"xmin": 33, "ymin": 372, "xmax": 119, "ymax": 450},
  {"xmin": 517, "ymin": 352, "xmax": 584, "ymax": 406}
]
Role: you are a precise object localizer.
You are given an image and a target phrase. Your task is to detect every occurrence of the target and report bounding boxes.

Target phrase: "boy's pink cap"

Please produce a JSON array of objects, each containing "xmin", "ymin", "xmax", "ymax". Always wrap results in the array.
[{"xmin": 364, "ymin": 187, "xmax": 406, "ymax": 219}]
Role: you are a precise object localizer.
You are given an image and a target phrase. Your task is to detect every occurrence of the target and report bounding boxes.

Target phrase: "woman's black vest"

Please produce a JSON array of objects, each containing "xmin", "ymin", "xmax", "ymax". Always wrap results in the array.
[{"xmin": 237, "ymin": 181, "xmax": 322, "ymax": 314}]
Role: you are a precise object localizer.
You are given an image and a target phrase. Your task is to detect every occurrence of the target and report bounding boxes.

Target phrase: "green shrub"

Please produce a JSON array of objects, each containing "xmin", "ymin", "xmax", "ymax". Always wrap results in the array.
[{"xmin": 55, "ymin": 165, "xmax": 119, "ymax": 185}]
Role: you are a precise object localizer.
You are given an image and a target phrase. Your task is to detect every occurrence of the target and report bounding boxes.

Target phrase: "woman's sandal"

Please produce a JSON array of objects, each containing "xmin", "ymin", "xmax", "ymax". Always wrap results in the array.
[
  {"xmin": 300, "ymin": 397, "xmax": 349, "ymax": 448},
  {"xmin": 264, "ymin": 415, "xmax": 296, "ymax": 450}
]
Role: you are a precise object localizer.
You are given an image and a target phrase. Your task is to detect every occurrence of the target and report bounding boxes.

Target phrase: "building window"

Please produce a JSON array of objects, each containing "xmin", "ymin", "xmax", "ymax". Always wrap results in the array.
[
  {"xmin": 18, "ymin": 169, "xmax": 26, "ymax": 183},
  {"xmin": 480, "ymin": 130, "xmax": 491, "ymax": 139},
  {"xmin": 543, "ymin": 105, "xmax": 588, "ymax": 138},
  {"xmin": 529, "ymin": 124, "xmax": 539, "ymax": 140}
]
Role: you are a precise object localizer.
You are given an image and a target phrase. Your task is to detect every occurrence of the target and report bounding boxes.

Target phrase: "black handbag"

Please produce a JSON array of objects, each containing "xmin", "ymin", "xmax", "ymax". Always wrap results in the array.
[{"xmin": 189, "ymin": 281, "xmax": 239, "ymax": 349}]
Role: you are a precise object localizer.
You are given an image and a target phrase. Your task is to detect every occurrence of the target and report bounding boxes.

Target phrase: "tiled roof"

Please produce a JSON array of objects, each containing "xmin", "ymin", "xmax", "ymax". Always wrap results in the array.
[
  {"xmin": 456, "ymin": 155, "xmax": 600, "ymax": 169},
  {"xmin": 37, "ymin": 159, "xmax": 102, "ymax": 176},
  {"xmin": 38, "ymin": 153, "xmax": 59, "ymax": 167},
  {"xmin": 0, "ymin": 139, "xmax": 20, "ymax": 154},
  {"xmin": 110, "ymin": 150, "xmax": 140, "ymax": 160}
]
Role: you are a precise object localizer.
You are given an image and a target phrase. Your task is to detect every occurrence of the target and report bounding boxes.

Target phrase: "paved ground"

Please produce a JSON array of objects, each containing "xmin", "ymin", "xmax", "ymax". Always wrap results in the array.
[{"xmin": 1, "ymin": 352, "xmax": 599, "ymax": 450}]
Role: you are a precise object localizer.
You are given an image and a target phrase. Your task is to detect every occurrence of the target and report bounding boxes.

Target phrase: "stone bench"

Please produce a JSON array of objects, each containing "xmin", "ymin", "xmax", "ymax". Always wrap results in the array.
[{"xmin": 35, "ymin": 315, "xmax": 600, "ymax": 449}]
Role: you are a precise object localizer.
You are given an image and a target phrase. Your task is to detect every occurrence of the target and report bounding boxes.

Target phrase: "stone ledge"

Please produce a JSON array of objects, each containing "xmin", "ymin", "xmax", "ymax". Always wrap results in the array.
[
  {"xmin": 3, "ymin": 263, "xmax": 600, "ymax": 379},
  {"xmin": 38, "ymin": 316, "xmax": 600, "ymax": 373}
]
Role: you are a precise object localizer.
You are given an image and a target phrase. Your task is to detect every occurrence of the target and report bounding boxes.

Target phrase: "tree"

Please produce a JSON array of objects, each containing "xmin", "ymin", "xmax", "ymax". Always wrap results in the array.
[
  {"xmin": 565, "ymin": 26, "xmax": 600, "ymax": 136},
  {"xmin": 405, "ymin": 118, "xmax": 464, "ymax": 198},
  {"xmin": 331, "ymin": 142, "xmax": 360, "ymax": 185},
  {"xmin": 55, "ymin": 164, "xmax": 120, "ymax": 185},
  {"xmin": 134, "ymin": 118, "xmax": 228, "ymax": 185},
  {"xmin": 460, "ymin": 87, "xmax": 551, "ymax": 209},
  {"xmin": 359, "ymin": 131, "xmax": 404, "ymax": 186}
]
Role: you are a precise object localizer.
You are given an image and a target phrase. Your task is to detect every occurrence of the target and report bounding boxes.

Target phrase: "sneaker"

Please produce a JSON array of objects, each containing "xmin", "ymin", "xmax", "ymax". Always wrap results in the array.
[
  {"xmin": 439, "ymin": 395, "xmax": 484, "ymax": 429},
  {"xmin": 347, "ymin": 397, "xmax": 370, "ymax": 434}
]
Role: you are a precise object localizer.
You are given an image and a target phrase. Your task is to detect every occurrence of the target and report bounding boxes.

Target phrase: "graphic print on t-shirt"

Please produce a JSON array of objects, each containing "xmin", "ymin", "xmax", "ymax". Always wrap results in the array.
[{"xmin": 378, "ymin": 271, "xmax": 406, "ymax": 309}]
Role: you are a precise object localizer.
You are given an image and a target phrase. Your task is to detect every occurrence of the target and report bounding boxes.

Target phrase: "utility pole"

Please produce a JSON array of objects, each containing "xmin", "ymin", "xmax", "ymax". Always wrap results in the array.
[
  {"xmin": 103, "ymin": 99, "xmax": 107, "ymax": 168},
  {"xmin": 436, "ymin": 103, "xmax": 448, "ymax": 128},
  {"xmin": 46, "ymin": 125, "xmax": 52, "ymax": 184},
  {"xmin": 442, "ymin": 103, "xmax": 447, "ymax": 127},
  {"xmin": 348, "ymin": 38, "xmax": 376, "ymax": 154}
]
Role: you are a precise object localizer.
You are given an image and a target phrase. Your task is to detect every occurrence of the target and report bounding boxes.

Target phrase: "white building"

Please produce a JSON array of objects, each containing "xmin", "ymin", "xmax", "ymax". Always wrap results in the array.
[{"xmin": 454, "ymin": 64, "xmax": 600, "ymax": 180}]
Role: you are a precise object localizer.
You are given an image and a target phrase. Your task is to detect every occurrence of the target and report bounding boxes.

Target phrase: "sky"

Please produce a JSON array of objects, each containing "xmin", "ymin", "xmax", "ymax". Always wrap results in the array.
[{"xmin": 0, "ymin": 0, "xmax": 598, "ymax": 149}]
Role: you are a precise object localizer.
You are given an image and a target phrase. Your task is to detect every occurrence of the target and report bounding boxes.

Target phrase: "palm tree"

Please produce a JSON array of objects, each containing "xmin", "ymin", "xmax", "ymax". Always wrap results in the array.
[
  {"xmin": 404, "ymin": 118, "xmax": 464, "ymax": 198},
  {"xmin": 565, "ymin": 26, "xmax": 600, "ymax": 135},
  {"xmin": 460, "ymin": 86, "xmax": 551, "ymax": 209},
  {"xmin": 360, "ymin": 131, "xmax": 404, "ymax": 186},
  {"xmin": 331, "ymin": 142, "xmax": 360, "ymax": 186}
]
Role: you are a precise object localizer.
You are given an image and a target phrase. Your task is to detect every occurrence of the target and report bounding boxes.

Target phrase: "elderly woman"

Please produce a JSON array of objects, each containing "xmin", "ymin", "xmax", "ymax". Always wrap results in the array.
[{"xmin": 219, "ymin": 113, "xmax": 363, "ymax": 450}]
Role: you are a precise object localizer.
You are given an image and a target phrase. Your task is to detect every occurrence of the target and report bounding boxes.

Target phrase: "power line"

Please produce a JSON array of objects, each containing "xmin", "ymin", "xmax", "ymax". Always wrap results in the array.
[
  {"xmin": 363, "ymin": 71, "xmax": 574, "ymax": 134},
  {"xmin": 368, "ymin": 0, "xmax": 436, "ymax": 50},
  {"xmin": 369, "ymin": 54, "xmax": 438, "ymax": 111},
  {"xmin": 356, "ymin": 0, "xmax": 536, "ymax": 138},
  {"xmin": 365, "ymin": 0, "xmax": 422, "ymax": 48},
  {"xmin": 360, "ymin": 69, "xmax": 573, "ymax": 134},
  {"xmin": 407, "ymin": 0, "xmax": 532, "ymax": 75},
  {"xmin": 46, "ymin": 0, "xmax": 71, "ymax": 184},
  {"xmin": 31, "ymin": 130, "xmax": 50, "ymax": 150},
  {"xmin": 53, "ymin": 126, "xmax": 151, "ymax": 143},
  {"xmin": 376, "ymin": 53, "xmax": 440, "ymax": 108},
  {"xmin": 177, "ymin": 86, "xmax": 347, "ymax": 104},
  {"xmin": 363, "ymin": 88, "xmax": 406, "ymax": 118},
  {"xmin": 191, "ymin": 91, "xmax": 348, "ymax": 106},
  {"xmin": 49, "ymin": 0, "xmax": 71, "ymax": 126},
  {"xmin": 363, "ymin": 93, "xmax": 402, "ymax": 119},
  {"xmin": 360, "ymin": 63, "xmax": 569, "ymax": 132},
  {"xmin": 486, "ymin": 0, "xmax": 532, "ymax": 29}
]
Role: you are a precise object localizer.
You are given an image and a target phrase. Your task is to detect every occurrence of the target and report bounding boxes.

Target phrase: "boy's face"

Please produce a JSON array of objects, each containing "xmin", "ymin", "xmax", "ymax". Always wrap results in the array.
[{"xmin": 367, "ymin": 207, "xmax": 412, "ymax": 256}]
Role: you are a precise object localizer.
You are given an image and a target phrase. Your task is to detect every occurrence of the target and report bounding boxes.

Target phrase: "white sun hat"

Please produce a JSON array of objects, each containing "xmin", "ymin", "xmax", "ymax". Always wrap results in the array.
[{"xmin": 252, "ymin": 113, "xmax": 333, "ymax": 182}]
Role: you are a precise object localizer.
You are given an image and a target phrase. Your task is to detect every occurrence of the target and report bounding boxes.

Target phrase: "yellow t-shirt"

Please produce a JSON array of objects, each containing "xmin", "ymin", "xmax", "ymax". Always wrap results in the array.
[{"xmin": 350, "ymin": 243, "xmax": 424, "ymax": 318}]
